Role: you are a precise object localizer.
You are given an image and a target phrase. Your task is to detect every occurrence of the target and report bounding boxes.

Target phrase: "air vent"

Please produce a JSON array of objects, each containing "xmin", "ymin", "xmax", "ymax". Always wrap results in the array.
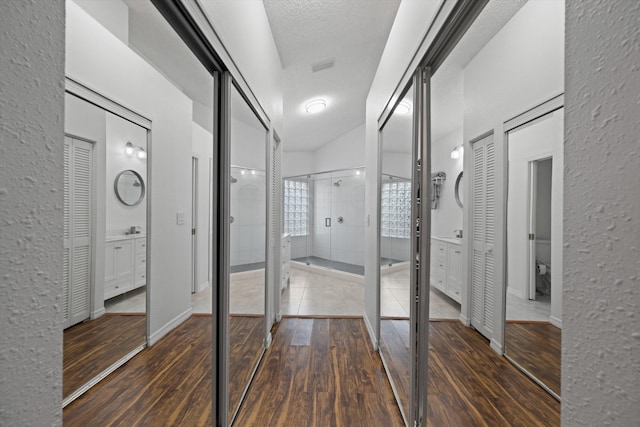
[{"xmin": 311, "ymin": 58, "xmax": 335, "ymax": 73}]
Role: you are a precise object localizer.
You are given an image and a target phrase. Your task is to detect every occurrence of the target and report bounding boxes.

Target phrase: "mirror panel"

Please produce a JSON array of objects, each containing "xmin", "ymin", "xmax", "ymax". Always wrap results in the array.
[
  {"xmin": 63, "ymin": 94, "xmax": 148, "ymax": 402},
  {"xmin": 379, "ymin": 83, "xmax": 414, "ymax": 424},
  {"xmin": 228, "ymin": 84, "xmax": 267, "ymax": 423},
  {"xmin": 505, "ymin": 107, "xmax": 564, "ymax": 398}
]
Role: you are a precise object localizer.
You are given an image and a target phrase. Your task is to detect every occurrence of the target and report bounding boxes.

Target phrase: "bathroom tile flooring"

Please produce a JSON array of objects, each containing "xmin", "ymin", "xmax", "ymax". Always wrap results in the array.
[
  {"xmin": 104, "ymin": 266, "xmax": 461, "ymax": 319},
  {"xmin": 506, "ymin": 292, "xmax": 551, "ymax": 321}
]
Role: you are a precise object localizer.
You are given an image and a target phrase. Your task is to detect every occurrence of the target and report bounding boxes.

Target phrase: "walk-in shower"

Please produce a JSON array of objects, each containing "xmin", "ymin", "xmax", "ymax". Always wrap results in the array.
[{"xmin": 284, "ymin": 167, "xmax": 365, "ymax": 275}]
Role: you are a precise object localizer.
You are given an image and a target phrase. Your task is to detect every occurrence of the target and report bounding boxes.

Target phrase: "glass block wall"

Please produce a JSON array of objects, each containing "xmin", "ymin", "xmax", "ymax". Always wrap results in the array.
[
  {"xmin": 381, "ymin": 181, "xmax": 411, "ymax": 238},
  {"xmin": 284, "ymin": 179, "xmax": 309, "ymax": 236}
]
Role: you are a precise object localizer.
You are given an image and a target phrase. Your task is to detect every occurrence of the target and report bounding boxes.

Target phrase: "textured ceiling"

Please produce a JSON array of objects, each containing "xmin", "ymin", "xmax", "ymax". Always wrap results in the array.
[{"xmin": 263, "ymin": 0, "xmax": 401, "ymax": 152}]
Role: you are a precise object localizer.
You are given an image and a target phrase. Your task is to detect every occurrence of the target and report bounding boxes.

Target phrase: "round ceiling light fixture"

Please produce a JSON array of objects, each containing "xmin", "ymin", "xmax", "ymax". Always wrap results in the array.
[
  {"xmin": 305, "ymin": 99, "xmax": 326, "ymax": 114},
  {"xmin": 396, "ymin": 101, "xmax": 412, "ymax": 115}
]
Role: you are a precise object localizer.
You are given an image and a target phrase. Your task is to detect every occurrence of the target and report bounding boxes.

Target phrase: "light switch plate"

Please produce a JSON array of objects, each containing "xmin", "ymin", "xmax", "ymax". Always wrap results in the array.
[{"xmin": 177, "ymin": 212, "xmax": 185, "ymax": 225}]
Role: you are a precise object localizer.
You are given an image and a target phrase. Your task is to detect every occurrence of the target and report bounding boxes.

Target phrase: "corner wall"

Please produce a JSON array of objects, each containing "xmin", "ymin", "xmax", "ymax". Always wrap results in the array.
[
  {"xmin": 563, "ymin": 0, "xmax": 640, "ymax": 424},
  {"xmin": 0, "ymin": 1, "xmax": 65, "ymax": 425}
]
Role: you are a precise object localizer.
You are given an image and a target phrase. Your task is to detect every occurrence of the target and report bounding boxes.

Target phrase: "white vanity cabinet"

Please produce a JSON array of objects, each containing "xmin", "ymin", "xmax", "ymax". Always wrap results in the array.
[
  {"xmin": 430, "ymin": 237, "xmax": 462, "ymax": 303},
  {"xmin": 281, "ymin": 234, "xmax": 291, "ymax": 291},
  {"xmin": 104, "ymin": 236, "xmax": 146, "ymax": 300}
]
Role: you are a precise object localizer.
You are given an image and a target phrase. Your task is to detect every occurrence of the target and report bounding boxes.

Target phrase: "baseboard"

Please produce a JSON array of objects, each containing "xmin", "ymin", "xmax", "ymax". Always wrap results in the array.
[
  {"xmin": 195, "ymin": 280, "xmax": 209, "ymax": 293},
  {"xmin": 148, "ymin": 307, "xmax": 192, "ymax": 346},
  {"xmin": 549, "ymin": 315, "xmax": 562, "ymax": 329},
  {"xmin": 363, "ymin": 310, "xmax": 378, "ymax": 351},
  {"xmin": 490, "ymin": 338, "xmax": 503, "ymax": 356},
  {"xmin": 91, "ymin": 306, "xmax": 105, "ymax": 320},
  {"xmin": 380, "ymin": 261, "xmax": 410, "ymax": 274},
  {"xmin": 290, "ymin": 262, "xmax": 364, "ymax": 283},
  {"xmin": 459, "ymin": 313, "xmax": 470, "ymax": 326}
]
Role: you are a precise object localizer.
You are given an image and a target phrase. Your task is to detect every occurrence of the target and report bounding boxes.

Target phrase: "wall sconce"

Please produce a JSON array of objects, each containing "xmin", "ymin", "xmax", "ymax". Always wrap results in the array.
[
  {"xmin": 450, "ymin": 145, "xmax": 464, "ymax": 159},
  {"xmin": 125, "ymin": 141, "xmax": 147, "ymax": 159}
]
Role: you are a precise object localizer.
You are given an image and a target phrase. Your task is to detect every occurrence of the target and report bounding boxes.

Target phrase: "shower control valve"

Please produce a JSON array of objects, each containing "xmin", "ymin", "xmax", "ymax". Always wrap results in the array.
[{"xmin": 337, "ymin": 216, "xmax": 344, "ymax": 224}]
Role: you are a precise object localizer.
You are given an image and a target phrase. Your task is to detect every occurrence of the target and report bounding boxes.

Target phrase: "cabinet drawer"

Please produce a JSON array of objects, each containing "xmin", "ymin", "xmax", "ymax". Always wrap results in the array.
[
  {"xmin": 135, "ymin": 270, "xmax": 146, "ymax": 288},
  {"xmin": 136, "ymin": 239, "xmax": 147, "ymax": 255},
  {"xmin": 135, "ymin": 254, "xmax": 146, "ymax": 269},
  {"xmin": 433, "ymin": 241, "xmax": 447, "ymax": 256},
  {"xmin": 104, "ymin": 277, "xmax": 133, "ymax": 300}
]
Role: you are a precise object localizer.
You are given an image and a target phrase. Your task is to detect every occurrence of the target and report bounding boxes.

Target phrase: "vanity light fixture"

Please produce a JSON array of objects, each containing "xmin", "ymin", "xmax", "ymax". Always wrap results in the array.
[
  {"xmin": 251, "ymin": 170, "xmax": 256, "ymax": 175},
  {"xmin": 305, "ymin": 99, "xmax": 326, "ymax": 114},
  {"xmin": 451, "ymin": 145, "xmax": 464, "ymax": 159},
  {"xmin": 396, "ymin": 100, "xmax": 412, "ymax": 115},
  {"xmin": 125, "ymin": 141, "xmax": 147, "ymax": 159},
  {"xmin": 241, "ymin": 170, "xmax": 246, "ymax": 175}
]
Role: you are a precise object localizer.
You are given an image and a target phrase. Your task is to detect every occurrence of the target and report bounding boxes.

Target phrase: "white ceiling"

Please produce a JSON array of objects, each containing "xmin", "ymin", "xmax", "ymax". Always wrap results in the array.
[{"xmin": 263, "ymin": 0, "xmax": 401, "ymax": 152}]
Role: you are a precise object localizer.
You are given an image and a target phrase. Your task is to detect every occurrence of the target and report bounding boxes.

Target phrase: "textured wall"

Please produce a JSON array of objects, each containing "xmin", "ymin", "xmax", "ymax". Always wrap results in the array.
[
  {"xmin": 0, "ymin": 1, "xmax": 64, "ymax": 425},
  {"xmin": 564, "ymin": 0, "xmax": 640, "ymax": 424}
]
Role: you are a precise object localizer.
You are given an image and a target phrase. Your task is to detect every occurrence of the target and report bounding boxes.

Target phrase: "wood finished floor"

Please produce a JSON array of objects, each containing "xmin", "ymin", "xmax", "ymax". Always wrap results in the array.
[
  {"xmin": 505, "ymin": 322, "xmax": 561, "ymax": 396},
  {"xmin": 64, "ymin": 317, "xmax": 560, "ymax": 427},
  {"xmin": 234, "ymin": 317, "xmax": 404, "ymax": 426},
  {"xmin": 64, "ymin": 313, "xmax": 146, "ymax": 398}
]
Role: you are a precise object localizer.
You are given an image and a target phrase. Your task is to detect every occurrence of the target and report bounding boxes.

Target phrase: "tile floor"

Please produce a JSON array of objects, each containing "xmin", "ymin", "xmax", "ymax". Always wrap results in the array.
[
  {"xmin": 104, "ymin": 265, "xmax": 462, "ymax": 319},
  {"xmin": 506, "ymin": 291, "xmax": 551, "ymax": 321}
]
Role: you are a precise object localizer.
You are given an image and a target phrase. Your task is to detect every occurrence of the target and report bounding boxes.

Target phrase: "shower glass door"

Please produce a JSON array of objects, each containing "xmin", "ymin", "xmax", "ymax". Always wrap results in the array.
[{"xmin": 284, "ymin": 168, "xmax": 366, "ymax": 275}]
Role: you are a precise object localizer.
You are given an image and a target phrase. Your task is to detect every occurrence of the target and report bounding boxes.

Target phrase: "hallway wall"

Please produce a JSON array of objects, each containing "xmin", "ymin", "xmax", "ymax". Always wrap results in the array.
[
  {"xmin": 564, "ymin": 0, "xmax": 640, "ymax": 424},
  {"xmin": 0, "ymin": 1, "xmax": 65, "ymax": 425}
]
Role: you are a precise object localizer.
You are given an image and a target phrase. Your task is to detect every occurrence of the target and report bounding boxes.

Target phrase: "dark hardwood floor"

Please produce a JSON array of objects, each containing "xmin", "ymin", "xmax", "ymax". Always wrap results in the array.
[
  {"xmin": 64, "ymin": 317, "xmax": 560, "ymax": 427},
  {"xmin": 379, "ymin": 318, "xmax": 411, "ymax": 420},
  {"xmin": 234, "ymin": 317, "xmax": 404, "ymax": 426},
  {"xmin": 64, "ymin": 313, "xmax": 146, "ymax": 398},
  {"xmin": 505, "ymin": 321, "xmax": 561, "ymax": 396},
  {"xmin": 428, "ymin": 321, "xmax": 559, "ymax": 426}
]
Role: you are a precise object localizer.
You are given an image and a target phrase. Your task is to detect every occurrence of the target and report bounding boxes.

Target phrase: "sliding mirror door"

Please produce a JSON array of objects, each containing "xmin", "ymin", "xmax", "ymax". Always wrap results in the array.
[
  {"xmin": 225, "ymin": 80, "xmax": 268, "ymax": 424},
  {"xmin": 505, "ymin": 104, "xmax": 564, "ymax": 399},
  {"xmin": 378, "ymin": 82, "xmax": 416, "ymax": 425}
]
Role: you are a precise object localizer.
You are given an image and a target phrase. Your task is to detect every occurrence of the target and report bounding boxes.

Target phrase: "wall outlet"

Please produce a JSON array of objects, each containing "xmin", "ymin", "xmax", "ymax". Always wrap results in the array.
[{"xmin": 177, "ymin": 212, "xmax": 185, "ymax": 225}]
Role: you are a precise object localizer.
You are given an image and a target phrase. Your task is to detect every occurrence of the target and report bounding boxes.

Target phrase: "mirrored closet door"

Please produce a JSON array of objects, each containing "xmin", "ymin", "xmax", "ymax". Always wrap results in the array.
[
  {"xmin": 504, "ymin": 102, "xmax": 564, "ymax": 399},
  {"xmin": 63, "ymin": 92, "xmax": 148, "ymax": 405},
  {"xmin": 223, "ymin": 77, "xmax": 269, "ymax": 425}
]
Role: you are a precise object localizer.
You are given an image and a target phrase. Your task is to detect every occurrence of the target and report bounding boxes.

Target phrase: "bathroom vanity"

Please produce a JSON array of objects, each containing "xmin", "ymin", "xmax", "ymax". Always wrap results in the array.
[
  {"xmin": 430, "ymin": 237, "xmax": 462, "ymax": 304},
  {"xmin": 104, "ymin": 235, "xmax": 147, "ymax": 300}
]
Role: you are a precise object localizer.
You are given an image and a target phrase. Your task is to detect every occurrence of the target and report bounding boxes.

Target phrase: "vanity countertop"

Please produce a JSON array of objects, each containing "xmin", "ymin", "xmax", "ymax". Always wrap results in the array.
[
  {"xmin": 106, "ymin": 234, "xmax": 146, "ymax": 242},
  {"xmin": 432, "ymin": 236, "xmax": 462, "ymax": 245}
]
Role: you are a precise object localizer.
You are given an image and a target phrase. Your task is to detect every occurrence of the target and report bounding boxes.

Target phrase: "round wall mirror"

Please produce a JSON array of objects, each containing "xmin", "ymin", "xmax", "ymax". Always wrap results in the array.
[
  {"xmin": 114, "ymin": 170, "xmax": 145, "ymax": 206},
  {"xmin": 455, "ymin": 171, "xmax": 463, "ymax": 208}
]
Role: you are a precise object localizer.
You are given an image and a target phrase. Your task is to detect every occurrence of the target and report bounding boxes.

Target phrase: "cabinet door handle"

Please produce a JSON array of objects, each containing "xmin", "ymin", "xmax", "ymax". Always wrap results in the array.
[
  {"xmin": 455, "ymin": 250, "xmax": 461, "ymax": 254},
  {"xmin": 115, "ymin": 246, "xmax": 122, "ymax": 250}
]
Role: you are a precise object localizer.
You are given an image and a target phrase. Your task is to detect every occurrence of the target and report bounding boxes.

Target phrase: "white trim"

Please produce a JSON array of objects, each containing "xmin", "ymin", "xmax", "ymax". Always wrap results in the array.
[
  {"xmin": 490, "ymin": 338, "xmax": 503, "ymax": 356},
  {"xmin": 65, "ymin": 76, "xmax": 152, "ymax": 129},
  {"xmin": 148, "ymin": 308, "xmax": 192, "ymax": 346},
  {"xmin": 91, "ymin": 306, "xmax": 106, "ymax": 320},
  {"xmin": 504, "ymin": 93, "xmax": 564, "ymax": 132},
  {"xmin": 549, "ymin": 315, "xmax": 562, "ymax": 329},
  {"xmin": 363, "ymin": 310, "xmax": 378, "ymax": 351}
]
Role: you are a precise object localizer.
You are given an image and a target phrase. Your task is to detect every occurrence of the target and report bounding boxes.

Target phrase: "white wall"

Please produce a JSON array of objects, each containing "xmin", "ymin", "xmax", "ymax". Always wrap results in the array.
[
  {"xmin": 67, "ymin": 1, "xmax": 194, "ymax": 342},
  {"xmin": 192, "ymin": 122, "xmax": 213, "ymax": 292},
  {"xmin": 0, "ymin": 2, "xmax": 64, "ymax": 423},
  {"xmin": 283, "ymin": 124, "xmax": 366, "ymax": 177},
  {"xmin": 506, "ymin": 109, "xmax": 563, "ymax": 329},
  {"xmin": 230, "ymin": 169, "xmax": 266, "ymax": 267},
  {"xmin": 431, "ymin": 127, "xmax": 464, "ymax": 238},
  {"xmin": 74, "ymin": 0, "xmax": 128, "ymax": 44},
  {"xmin": 564, "ymin": 1, "xmax": 640, "ymax": 423},
  {"xmin": 105, "ymin": 112, "xmax": 147, "ymax": 236},
  {"xmin": 200, "ymin": 0, "xmax": 283, "ymax": 132},
  {"xmin": 314, "ymin": 124, "xmax": 366, "ymax": 172}
]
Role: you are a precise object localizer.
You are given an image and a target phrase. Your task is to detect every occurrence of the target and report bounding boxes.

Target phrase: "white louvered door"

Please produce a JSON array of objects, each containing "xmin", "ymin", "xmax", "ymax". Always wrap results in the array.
[
  {"xmin": 63, "ymin": 136, "xmax": 93, "ymax": 329},
  {"xmin": 471, "ymin": 133, "xmax": 496, "ymax": 339}
]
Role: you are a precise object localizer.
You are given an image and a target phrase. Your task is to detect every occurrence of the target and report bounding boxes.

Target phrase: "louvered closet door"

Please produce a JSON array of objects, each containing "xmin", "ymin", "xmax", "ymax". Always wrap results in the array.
[
  {"xmin": 471, "ymin": 133, "xmax": 496, "ymax": 339},
  {"xmin": 63, "ymin": 136, "xmax": 93, "ymax": 329}
]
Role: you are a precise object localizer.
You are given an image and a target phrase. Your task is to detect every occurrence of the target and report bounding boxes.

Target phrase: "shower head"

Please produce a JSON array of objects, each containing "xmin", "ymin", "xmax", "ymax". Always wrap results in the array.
[
  {"xmin": 333, "ymin": 179, "xmax": 342, "ymax": 187},
  {"xmin": 230, "ymin": 176, "xmax": 238, "ymax": 183}
]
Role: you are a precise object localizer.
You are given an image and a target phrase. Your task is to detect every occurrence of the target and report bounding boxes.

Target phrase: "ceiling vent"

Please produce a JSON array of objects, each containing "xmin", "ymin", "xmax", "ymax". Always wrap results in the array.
[{"xmin": 311, "ymin": 58, "xmax": 335, "ymax": 73}]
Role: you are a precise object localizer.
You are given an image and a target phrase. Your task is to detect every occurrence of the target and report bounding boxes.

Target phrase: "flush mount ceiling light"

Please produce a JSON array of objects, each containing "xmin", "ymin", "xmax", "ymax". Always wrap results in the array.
[
  {"xmin": 396, "ymin": 100, "xmax": 412, "ymax": 115},
  {"xmin": 450, "ymin": 145, "xmax": 464, "ymax": 159},
  {"xmin": 305, "ymin": 99, "xmax": 326, "ymax": 114}
]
